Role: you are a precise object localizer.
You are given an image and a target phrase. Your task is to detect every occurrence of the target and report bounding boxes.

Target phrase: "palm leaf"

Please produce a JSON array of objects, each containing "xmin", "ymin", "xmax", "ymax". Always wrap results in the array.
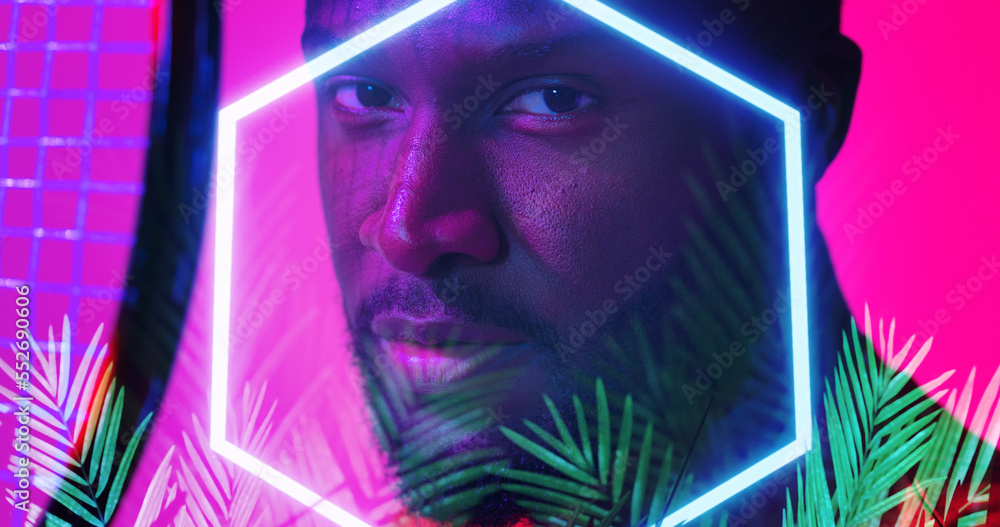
[
  {"xmin": 497, "ymin": 378, "xmax": 719, "ymax": 527},
  {"xmin": 784, "ymin": 309, "xmax": 997, "ymax": 527},
  {"xmin": 43, "ymin": 514, "xmax": 73, "ymax": 527},
  {"xmin": 134, "ymin": 445, "xmax": 177, "ymax": 527},
  {"xmin": 133, "ymin": 381, "xmax": 278, "ymax": 526},
  {"xmin": 104, "ymin": 411, "xmax": 154, "ymax": 518},
  {"xmin": 3, "ymin": 316, "xmax": 153, "ymax": 526}
]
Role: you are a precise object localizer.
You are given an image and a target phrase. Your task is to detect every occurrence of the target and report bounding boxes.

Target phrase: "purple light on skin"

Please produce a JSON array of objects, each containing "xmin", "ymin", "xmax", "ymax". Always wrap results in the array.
[
  {"xmin": 214, "ymin": 1, "xmax": 461, "ymax": 525},
  {"xmin": 381, "ymin": 338, "xmax": 506, "ymax": 390},
  {"xmin": 215, "ymin": 1, "xmax": 810, "ymax": 526}
]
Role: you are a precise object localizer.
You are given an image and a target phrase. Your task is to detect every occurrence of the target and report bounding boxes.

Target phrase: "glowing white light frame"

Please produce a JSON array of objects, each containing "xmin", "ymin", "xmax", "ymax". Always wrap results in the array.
[{"xmin": 212, "ymin": 0, "xmax": 811, "ymax": 525}]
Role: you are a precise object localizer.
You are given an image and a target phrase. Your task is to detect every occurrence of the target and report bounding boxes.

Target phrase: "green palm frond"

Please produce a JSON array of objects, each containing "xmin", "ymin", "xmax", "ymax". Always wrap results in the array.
[
  {"xmin": 496, "ymin": 378, "xmax": 717, "ymax": 527},
  {"xmin": 784, "ymin": 307, "xmax": 997, "ymax": 527},
  {"xmin": 360, "ymin": 343, "xmax": 527, "ymax": 524},
  {"xmin": 484, "ymin": 120, "xmax": 796, "ymax": 527},
  {"xmin": 594, "ymin": 129, "xmax": 796, "ymax": 491},
  {"xmin": 890, "ymin": 358, "xmax": 999, "ymax": 527},
  {"xmin": 2, "ymin": 316, "xmax": 152, "ymax": 526}
]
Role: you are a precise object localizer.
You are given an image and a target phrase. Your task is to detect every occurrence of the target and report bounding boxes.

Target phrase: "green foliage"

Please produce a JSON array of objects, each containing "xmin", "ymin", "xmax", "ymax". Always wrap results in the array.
[
  {"xmin": 783, "ymin": 308, "xmax": 997, "ymax": 527},
  {"xmin": 362, "ymin": 343, "xmax": 521, "ymax": 524},
  {"xmin": 1, "ymin": 317, "xmax": 152, "ymax": 526},
  {"xmin": 359, "ymin": 120, "xmax": 804, "ymax": 526},
  {"xmin": 12, "ymin": 272, "xmax": 996, "ymax": 527},
  {"xmin": 497, "ymin": 379, "xmax": 705, "ymax": 527},
  {"xmin": 506, "ymin": 310, "xmax": 998, "ymax": 527},
  {"xmin": 594, "ymin": 129, "xmax": 797, "ymax": 494}
]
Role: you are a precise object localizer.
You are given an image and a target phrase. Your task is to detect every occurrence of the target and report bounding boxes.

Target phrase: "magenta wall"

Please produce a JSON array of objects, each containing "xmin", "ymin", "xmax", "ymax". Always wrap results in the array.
[{"xmin": 823, "ymin": 0, "xmax": 1000, "ymax": 407}]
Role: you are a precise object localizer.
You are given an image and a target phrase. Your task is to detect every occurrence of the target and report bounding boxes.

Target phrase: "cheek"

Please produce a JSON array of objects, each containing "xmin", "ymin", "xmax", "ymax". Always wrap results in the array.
[
  {"xmin": 317, "ymin": 126, "xmax": 396, "ymax": 301},
  {"xmin": 502, "ymin": 127, "xmax": 691, "ymax": 297},
  {"xmin": 531, "ymin": 190, "xmax": 676, "ymax": 296},
  {"xmin": 318, "ymin": 128, "xmax": 393, "ymax": 243}
]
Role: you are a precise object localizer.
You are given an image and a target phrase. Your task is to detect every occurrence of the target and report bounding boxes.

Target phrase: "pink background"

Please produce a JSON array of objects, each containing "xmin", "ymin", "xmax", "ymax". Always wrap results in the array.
[
  {"xmin": 0, "ymin": 0, "xmax": 998, "ymax": 524},
  {"xmin": 822, "ymin": 0, "xmax": 1000, "ymax": 407},
  {"xmin": 0, "ymin": 2, "xmax": 157, "ymax": 524}
]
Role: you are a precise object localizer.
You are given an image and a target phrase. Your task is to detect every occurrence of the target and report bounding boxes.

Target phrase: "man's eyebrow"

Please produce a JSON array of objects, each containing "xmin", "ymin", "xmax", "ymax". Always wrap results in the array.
[
  {"xmin": 476, "ymin": 34, "xmax": 588, "ymax": 66},
  {"xmin": 301, "ymin": 24, "xmax": 345, "ymax": 57}
]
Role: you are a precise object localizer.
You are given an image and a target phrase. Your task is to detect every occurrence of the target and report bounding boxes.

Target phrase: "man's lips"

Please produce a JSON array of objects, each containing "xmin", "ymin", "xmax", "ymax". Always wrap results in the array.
[
  {"xmin": 371, "ymin": 314, "xmax": 529, "ymax": 351},
  {"xmin": 378, "ymin": 339, "xmax": 514, "ymax": 390},
  {"xmin": 371, "ymin": 314, "xmax": 529, "ymax": 389}
]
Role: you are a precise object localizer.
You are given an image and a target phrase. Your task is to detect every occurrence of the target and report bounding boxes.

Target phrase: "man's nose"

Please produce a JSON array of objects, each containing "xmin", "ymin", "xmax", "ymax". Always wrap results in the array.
[{"xmin": 358, "ymin": 120, "xmax": 501, "ymax": 275}]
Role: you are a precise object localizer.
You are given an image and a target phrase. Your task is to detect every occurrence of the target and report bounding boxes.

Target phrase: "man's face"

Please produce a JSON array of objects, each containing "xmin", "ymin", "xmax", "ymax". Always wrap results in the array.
[{"xmin": 305, "ymin": 0, "xmax": 778, "ymax": 516}]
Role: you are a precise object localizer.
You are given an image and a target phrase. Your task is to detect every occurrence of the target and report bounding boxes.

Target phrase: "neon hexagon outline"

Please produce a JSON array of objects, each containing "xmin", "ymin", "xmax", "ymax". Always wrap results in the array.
[{"xmin": 211, "ymin": 0, "xmax": 811, "ymax": 525}]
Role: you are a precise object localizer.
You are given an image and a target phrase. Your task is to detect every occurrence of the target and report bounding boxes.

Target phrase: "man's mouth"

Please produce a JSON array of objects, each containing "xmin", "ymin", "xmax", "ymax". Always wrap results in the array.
[{"xmin": 371, "ymin": 314, "xmax": 529, "ymax": 391}]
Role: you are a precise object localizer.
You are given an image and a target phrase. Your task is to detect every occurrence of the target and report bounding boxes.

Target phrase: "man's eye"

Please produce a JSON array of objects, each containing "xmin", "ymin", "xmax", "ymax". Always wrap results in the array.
[
  {"xmin": 504, "ymin": 87, "xmax": 596, "ymax": 116},
  {"xmin": 334, "ymin": 83, "xmax": 401, "ymax": 110}
]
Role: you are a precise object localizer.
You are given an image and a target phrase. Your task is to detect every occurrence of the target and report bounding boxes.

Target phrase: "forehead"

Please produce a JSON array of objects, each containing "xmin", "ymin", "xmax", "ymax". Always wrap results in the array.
[{"xmin": 302, "ymin": 0, "xmax": 600, "ymax": 62}]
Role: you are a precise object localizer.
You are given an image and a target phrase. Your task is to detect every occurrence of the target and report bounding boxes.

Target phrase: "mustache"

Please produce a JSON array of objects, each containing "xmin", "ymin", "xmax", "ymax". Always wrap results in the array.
[{"xmin": 348, "ymin": 275, "xmax": 557, "ymax": 347}]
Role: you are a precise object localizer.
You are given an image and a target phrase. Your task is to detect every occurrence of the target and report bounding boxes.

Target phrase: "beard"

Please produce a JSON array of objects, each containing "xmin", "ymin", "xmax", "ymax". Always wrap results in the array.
[
  {"xmin": 345, "ymin": 272, "xmax": 678, "ymax": 526},
  {"xmin": 340, "ymin": 150, "xmax": 805, "ymax": 526}
]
